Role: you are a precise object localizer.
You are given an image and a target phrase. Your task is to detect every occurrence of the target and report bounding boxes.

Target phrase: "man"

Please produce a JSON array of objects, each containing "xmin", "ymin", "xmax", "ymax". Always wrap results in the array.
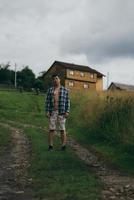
[{"xmin": 45, "ymin": 74, "xmax": 70, "ymax": 151}]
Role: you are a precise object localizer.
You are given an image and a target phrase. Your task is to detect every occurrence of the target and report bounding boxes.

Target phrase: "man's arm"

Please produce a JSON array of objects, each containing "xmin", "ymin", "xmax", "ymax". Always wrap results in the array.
[
  {"xmin": 65, "ymin": 90, "xmax": 70, "ymax": 116},
  {"xmin": 45, "ymin": 89, "xmax": 50, "ymax": 117}
]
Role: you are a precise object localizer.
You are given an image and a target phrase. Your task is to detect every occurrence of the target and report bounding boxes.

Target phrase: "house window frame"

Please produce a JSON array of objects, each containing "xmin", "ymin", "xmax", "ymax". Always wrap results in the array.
[
  {"xmin": 69, "ymin": 70, "xmax": 74, "ymax": 75},
  {"xmin": 90, "ymin": 74, "xmax": 95, "ymax": 78},
  {"xmin": 83, "ymin": 83, "xmax": 89, "ymax": 89},
  {"xmin": 68, "ymin": 81, "xmax": 74, "ymax": 87},
  {"xmin": 80, "ymin": 72, "xmax": 85, "ymax": 77}
]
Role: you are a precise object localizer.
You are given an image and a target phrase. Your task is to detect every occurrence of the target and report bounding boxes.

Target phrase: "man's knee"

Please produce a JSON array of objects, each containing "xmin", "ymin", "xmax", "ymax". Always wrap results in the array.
[
  {"xmin": 60, "ymin": 130, "xmax": 66, "ymax": 134},
  {"xmin": 49, "ymin": 130, "xmax": 55, "ymax": 134}
]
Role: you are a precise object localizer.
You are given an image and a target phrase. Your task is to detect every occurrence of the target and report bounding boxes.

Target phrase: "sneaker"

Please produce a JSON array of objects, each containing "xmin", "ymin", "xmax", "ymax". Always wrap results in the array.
[
  {"xmin": 61, "ymin": 145, "xmax": 66, "ymax": 151},
  {"xmin": 48, "ymin": 145, "xmax": 53, "ymax": 151}
]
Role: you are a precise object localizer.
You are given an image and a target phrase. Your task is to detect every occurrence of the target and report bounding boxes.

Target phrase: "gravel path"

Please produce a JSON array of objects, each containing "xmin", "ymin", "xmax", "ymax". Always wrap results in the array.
[
  {"xmin": 0, "ymin": 122, "xmax": 36, "ymax": 200},
  {"xmin": 1, "ymin": 120, "xmax": 134, "ymax": 200},
  {"xmin": 68, "ymin": 138, "xmax": 134, "ymax": 200}
]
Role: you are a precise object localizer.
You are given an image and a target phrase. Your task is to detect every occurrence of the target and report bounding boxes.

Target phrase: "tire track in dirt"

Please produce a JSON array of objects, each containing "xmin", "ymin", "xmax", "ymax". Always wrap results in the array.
[
  {"xmin": 68, "ymin": 138, "xmax": 134, "ymax": 200},
  {"xmin": 2, "ymin": 120, "xmax": 134, "ymax": 200},
  {"xmin": 0, "ymin": 122, "xmax": 37, "ymax": 200}
]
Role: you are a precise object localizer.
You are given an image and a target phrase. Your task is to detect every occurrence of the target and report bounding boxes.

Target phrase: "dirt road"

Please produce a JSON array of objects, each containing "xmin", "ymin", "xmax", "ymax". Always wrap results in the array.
[
  {"xmin": 0, "ymin": 121, "xmax": 134, "ymax": 200},
  {"xmin": 68, "ymin": 138, "xmax": 134, "ymax": 200},
  {"xmin": 0, "ymin": 123, "xmax": 36, "ymax": 200}
]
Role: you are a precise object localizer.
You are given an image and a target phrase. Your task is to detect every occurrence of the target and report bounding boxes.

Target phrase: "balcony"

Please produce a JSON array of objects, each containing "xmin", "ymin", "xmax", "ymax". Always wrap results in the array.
[{"xmin": 66, "ymin": 69, "xmax": 97, "ymax": 83}]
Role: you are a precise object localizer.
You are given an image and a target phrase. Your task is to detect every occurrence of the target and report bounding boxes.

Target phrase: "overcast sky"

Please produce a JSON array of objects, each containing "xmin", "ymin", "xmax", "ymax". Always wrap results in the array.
[{"xmin": 0, "ymin": 0, "xmax": 134, "ymax": 88}]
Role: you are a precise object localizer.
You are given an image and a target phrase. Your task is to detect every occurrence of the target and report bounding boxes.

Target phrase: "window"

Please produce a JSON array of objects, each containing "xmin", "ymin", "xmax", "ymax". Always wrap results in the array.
[
  {"xmin": 84, "ymin": 83, "xmax": 89, "ymax": 89},
  {"xmin": 80, "ymin": 72, "xmax": 84, "ymax": 77},
  {"xmin": 90, "ymin": 74, "xmax": 96, "ymax": 78},
  {"xmin": 90, "ymin": 74, "xmax": 94, "ymax": 78},
  {"xmin": 69, "ymin": 81, "xmax": 74, "ymax": 87},
  {"xmin": 69, "ymin": 70, "xmax": 74, "ymax": 75}
]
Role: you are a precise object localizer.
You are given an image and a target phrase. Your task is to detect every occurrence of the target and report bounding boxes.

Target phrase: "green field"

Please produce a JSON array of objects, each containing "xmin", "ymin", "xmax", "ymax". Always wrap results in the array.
[
  {"xmin": 0, "ymin": 91, "xmax": 102, "ymax": 200},
  {"xmin": 0, "ymin": 90, "xmax": 134, "ymax": 199}
]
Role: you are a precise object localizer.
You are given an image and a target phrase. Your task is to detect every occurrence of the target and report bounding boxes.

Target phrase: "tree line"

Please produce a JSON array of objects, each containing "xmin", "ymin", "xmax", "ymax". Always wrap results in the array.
[{"xmin": 0, "ymin": 62, "xmax": 45, "ymax": 92}]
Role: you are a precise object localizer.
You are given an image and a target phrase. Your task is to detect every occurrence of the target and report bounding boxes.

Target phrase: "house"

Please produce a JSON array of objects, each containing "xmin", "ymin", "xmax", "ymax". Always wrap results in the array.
[
  {"xmin": 43, "ymin": 61, "xmax": 104, "ymax": 92},
  {"xmin": 108, "ymin": 82, "xmax": 134, "ymax": 92}
]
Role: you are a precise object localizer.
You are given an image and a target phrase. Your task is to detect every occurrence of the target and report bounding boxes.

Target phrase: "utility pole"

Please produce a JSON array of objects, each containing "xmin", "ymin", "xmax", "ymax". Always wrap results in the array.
[
  {"xmin": 15, "ymin": 63, "xmax": 17, "ymax": 89},
  {"xmin": 107, "ymin": 72, "xmax": 109, "ymax": 89}
]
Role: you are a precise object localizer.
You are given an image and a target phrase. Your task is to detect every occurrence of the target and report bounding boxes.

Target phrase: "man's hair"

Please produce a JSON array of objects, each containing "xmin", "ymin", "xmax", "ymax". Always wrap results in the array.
[{"xmin": 51, "ymin": 74, "xmax": 61, "ymax": 79}]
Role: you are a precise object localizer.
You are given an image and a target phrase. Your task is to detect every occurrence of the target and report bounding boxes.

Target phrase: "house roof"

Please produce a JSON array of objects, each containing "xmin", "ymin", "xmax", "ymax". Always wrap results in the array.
[
  {"xmin": 108, "ymin": 82, "xmax": 134, "ymax": 91},
  {"xmin": 44, "ymin": 60, "xmax": 105, "ymax": 77}
]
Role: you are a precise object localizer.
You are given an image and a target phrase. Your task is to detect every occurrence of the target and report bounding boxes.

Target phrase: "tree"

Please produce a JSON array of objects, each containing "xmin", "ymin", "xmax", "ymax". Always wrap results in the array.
[
  {"xmin": 34, "ymin": 78, "xmax": 45, "ymax": 91},
  {"xmin": 17, "ymin": 66, "xmax": 35, "ymax": 90},
  {"xmin": 0, "ymin": 62, "xmax": 13, "ymax": 84}
]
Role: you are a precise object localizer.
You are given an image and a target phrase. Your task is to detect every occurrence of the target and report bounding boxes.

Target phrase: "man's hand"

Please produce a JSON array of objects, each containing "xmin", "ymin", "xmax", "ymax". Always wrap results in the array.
[
  {"xmin": 46, "ymin": 112, "xmax": 51, "ymax": 118},
  {"xmin": 64, "ymin": 112, "xmax": 69, "ymax": 118}
]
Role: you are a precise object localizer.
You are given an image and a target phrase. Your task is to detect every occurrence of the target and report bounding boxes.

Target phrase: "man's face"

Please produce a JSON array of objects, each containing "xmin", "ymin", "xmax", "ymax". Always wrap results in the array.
[{"xmin": 53, "ymin": 76, "xmax": 60, "ymax": 86}]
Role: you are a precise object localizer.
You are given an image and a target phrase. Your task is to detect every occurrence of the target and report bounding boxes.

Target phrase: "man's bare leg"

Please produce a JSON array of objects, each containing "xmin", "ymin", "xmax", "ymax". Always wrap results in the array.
[
  {"xmin": 60, "ymin": 130, "xmax": 67, "ymax": 147},
  {"xmin": 48, "ymin": 130, "xmax": 55, "ymax": 146}
]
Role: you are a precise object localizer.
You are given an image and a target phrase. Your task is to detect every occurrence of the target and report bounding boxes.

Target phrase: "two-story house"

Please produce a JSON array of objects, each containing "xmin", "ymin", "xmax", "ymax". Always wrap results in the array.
[{"xmin": 43, "ymin": 61, "xmax": 104, "ymax": 92}]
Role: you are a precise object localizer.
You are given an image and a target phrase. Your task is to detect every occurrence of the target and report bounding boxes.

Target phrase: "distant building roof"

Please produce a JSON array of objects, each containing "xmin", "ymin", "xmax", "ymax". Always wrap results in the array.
[
  {"xmin": 108, "ymin": 82, "xmax": 134, "ymax": 91},
  {"xmin": 44, "ymin": 60, "xmax": 105, "ymax": 77}
]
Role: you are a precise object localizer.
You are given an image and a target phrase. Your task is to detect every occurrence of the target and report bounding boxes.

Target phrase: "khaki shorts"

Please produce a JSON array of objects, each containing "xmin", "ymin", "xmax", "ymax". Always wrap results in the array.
[{"xmin": 49, "ymin": 111, "xmax": 66, "ymax": 131}]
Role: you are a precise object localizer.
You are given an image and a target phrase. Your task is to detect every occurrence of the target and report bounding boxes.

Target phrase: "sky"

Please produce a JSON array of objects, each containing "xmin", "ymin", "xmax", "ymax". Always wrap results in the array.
[{"xmin": 0, "ymin": 0, "xmax": 134, "ymax": 89}]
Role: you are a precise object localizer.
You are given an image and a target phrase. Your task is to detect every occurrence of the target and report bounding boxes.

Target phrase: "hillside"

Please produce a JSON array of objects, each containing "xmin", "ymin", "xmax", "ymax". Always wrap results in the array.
[
  {"xmin": 0, "ymin": 91, "xmax": 102, "ymax": 200},
  {"xmin": 0, "ymin": 90, "xmax": 134, "ymax": 200}
]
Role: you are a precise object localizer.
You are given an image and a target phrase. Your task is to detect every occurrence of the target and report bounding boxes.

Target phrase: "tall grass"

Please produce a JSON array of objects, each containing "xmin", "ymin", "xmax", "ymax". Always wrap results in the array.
[
  {"xmin": 68, "ymin": 91, "xmax": 134, "ymax": 174},
  {"xmin": 69, "ymin": 91, "xmax": 134, "ymax": 145}
]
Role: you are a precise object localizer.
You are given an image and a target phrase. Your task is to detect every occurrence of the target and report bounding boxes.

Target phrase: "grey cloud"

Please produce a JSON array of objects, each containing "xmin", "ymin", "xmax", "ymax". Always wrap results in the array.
[
  {"xmin": 0, "ymin": 0, "xmax": 78, "ymax": 19},
  {"xmin": 0, "ymin": 0, "xmax": 49, "ymax": 20},
  {"xmin": 60, "ymin": 0, "xmax": 134, "ymax": 63},
  {"xmin": 0, "ymin": 0, "xmax": 134, "ymax": 87}
]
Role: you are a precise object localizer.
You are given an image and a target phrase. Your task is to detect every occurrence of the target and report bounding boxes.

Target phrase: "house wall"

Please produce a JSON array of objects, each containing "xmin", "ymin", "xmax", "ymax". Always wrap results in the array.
[
  {"xmin": 108, "ymin": 85, "xmax": 117, "ymax": 91},
  {"xmin": 108, "ymin": 84, "xmax": 121, "ymax": 91},
  {"xmin": 65, "ymin": 79, "xmax": 96, "ymax": 91},
  {"xmin": 66, "ymin": 69, "xmax": 96, "ymax": 83},
  {"xmin": 44, "ymin": 63, "xmax": 103, "ymax": 92},
  {"xmin": 96, "ymin": 77, "xmax": 103, "ymax": 91}
]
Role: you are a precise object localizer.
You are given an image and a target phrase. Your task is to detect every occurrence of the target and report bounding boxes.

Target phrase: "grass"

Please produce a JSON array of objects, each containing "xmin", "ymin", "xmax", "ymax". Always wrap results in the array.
[
  {"xmin": 0, "ymin": 89, "xmax": 134, "ymax": 199},
  {"xmin": 25, "ymin": 127, "xmax": 102, "ymax": 200},
  {"xmin": 0, "ymin": 125, "xmax": 11, "ymax": 154},
  {"xmin": 0, "ymin": 91, "xmax": 102, "ymax": 200},
  {"xmin": 90, "ymin": 143, "xmax": 134, "ymax": 175},
  {"xmin": 0, "ymin": 91, "xmax": 45, "ymax": 126},
  {"xmin": 68, "ymin": 91, "xmax": 134, "ymax": 175}
]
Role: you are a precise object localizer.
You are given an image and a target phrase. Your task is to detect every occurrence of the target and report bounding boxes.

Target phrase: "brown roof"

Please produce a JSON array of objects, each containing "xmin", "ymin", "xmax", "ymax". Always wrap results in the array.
[
  {"xmin": 44, "ymin": 60, "xmax": 105, "ymax": 77},
  {"xmin": 108, "ymin": 82, "xmax": 134, "ymax": 91}
]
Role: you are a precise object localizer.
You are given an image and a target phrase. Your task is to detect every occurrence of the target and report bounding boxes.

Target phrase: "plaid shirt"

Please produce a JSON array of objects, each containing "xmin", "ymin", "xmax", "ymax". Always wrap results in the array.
[{"xmin": 45, "ymin": 86, "xmax": 70, "ymax": 114}]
